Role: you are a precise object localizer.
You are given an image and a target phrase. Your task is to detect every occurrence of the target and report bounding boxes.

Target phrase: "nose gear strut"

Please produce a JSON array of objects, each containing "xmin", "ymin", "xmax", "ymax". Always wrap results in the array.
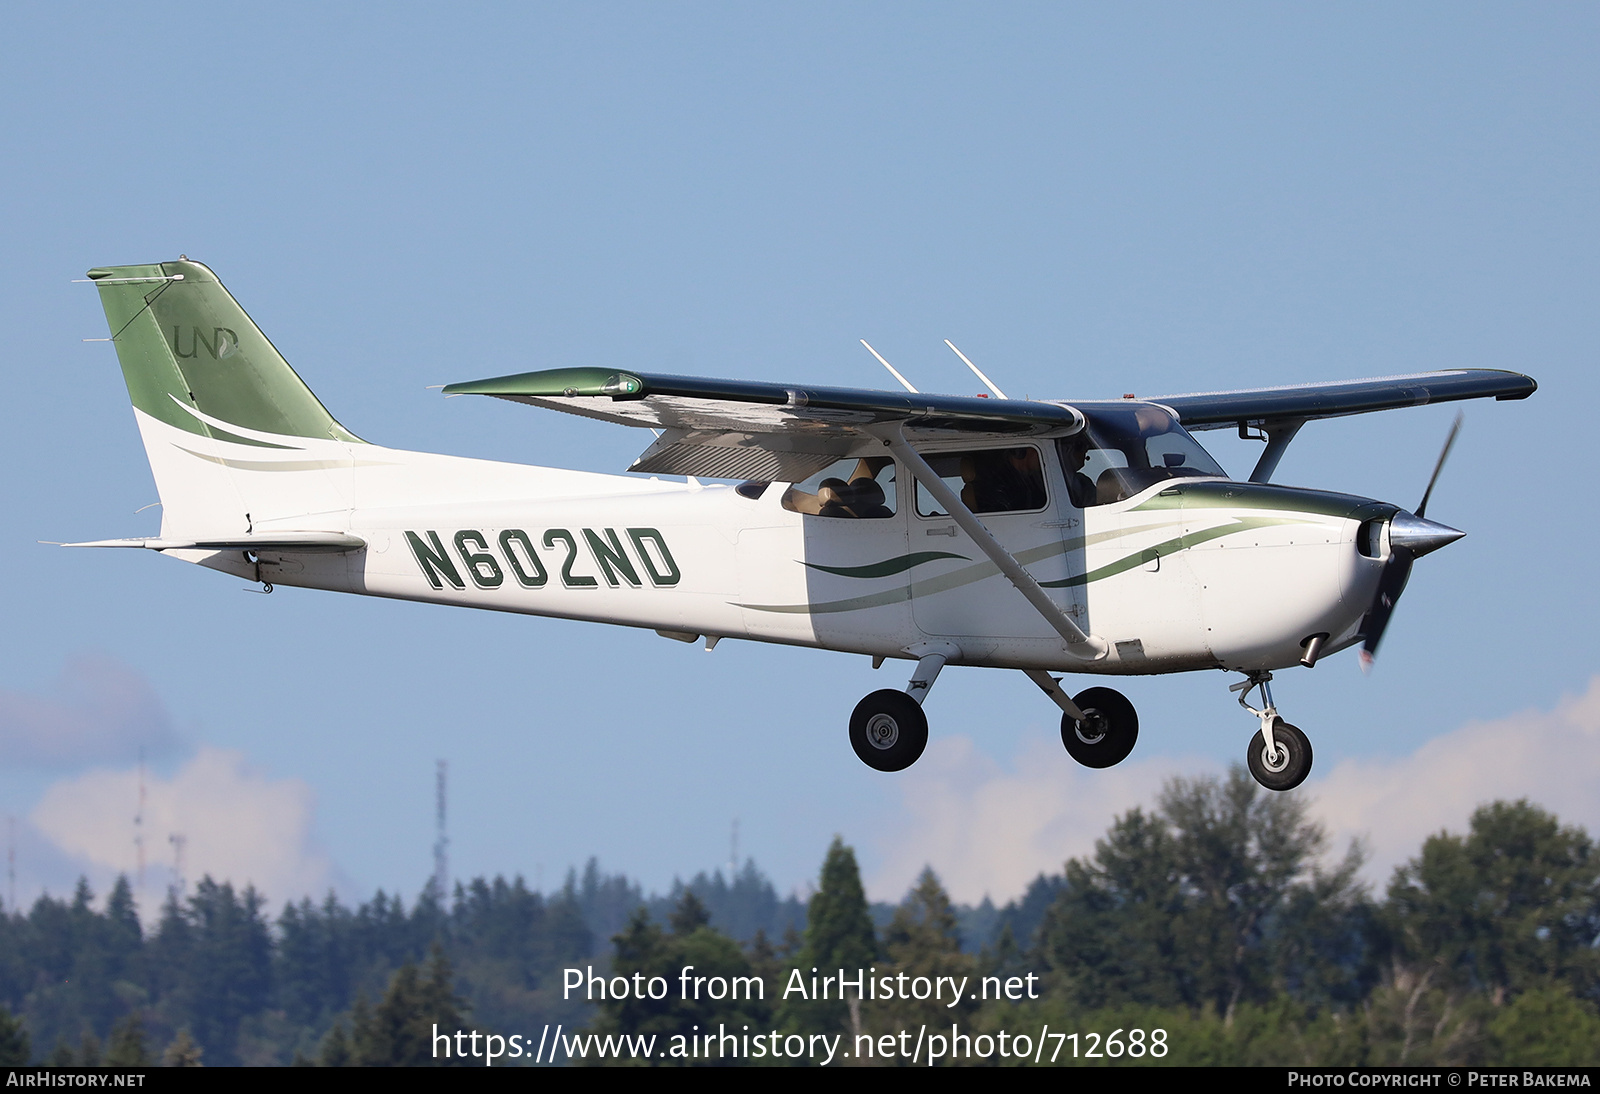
[{"xmin": 1230, "ymin": 671, "xmax": 1314, "ymax": 792}]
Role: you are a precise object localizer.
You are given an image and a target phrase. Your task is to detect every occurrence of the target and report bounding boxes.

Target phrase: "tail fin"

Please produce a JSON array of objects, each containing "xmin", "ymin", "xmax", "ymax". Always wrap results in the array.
[
  {"xmin": 88, "ymin": 259, "xmax": 360, "ymax": 444},
  {"xmin": 88, "ymin": 259, "xmax": 364, "ymax": 536}
]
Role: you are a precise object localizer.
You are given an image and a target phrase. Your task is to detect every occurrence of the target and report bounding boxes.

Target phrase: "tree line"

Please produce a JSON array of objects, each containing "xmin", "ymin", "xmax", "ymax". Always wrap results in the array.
[
  {"xmin": 1, "ymin": 768, "xmax": 1596, "ymax": 1065},
  {"xmin": 586, "ymin": 770, "xmax": 1600, "ymax": 1066}
]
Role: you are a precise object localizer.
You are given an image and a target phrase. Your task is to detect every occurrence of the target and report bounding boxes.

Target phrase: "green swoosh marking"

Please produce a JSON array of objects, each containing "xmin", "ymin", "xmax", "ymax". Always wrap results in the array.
[
  {"xmin": 739, "ymin": 516, "xmax": 1312, "ymax": 614},
  {"xmin": 1040, "ymin": 517, "xmax": 1305, "ymax": 588},
  {"xmin": 743, "ymin": 540, "xmax": 1067, "ymax": 615},
  {"xmin": 175, "ymin": 446, "xmax": 397, "ymax": 472},
  {"xmin": 1133, "ymin": 481, "xmax": 1388, "ymax": 520},
  {"xmin": 802, "ymin": 551, "xmax": 971, "ymax": 579}
]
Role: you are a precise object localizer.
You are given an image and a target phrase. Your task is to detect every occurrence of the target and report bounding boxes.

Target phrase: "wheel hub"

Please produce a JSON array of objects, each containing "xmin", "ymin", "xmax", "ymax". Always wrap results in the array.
[
  {"xmin": 1258, "ymin": 743, "xmax": 1289, "ymax": 773},
  {"xmin": 1074, "ymin": 711, "xmax": 1108, "ymax": 746},
  {"xmin": 865, "ymin": 713, "xmax": 900, "ymax": 750}
]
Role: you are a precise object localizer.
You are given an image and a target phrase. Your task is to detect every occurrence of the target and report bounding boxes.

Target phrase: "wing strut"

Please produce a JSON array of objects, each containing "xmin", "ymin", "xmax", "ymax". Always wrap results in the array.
[
  {"xmin": 871, "ymin": 424, "xmax": 1107, "ymax": 661},
  {"xmin": 1247, "ymin": 418, "xmax": 1305, "ymax": 484}
]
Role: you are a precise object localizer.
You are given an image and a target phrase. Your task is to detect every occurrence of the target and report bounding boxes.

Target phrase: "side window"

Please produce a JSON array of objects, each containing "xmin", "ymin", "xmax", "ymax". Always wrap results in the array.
[
  {"xmin": 914, "ymin": 447, "xmax": 1048, "ymax": 516},
  {"xmin": 1058, "ymin": 435, "xmax": 1126, "ymax": 508},
  {"xmin": 781, "ymin": 457, "xmax": 897, "ymax": 519}
]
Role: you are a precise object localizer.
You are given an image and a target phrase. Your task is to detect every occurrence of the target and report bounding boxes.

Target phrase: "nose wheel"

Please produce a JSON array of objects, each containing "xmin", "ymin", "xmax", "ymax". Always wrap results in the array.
[
  {"xmin": 1247, "ymin": 718, "xmax": 1313, "ymax": 792},
  {"xmin": 1232, "ymin": 673, "xmax": 1313, "ymax": 791}
]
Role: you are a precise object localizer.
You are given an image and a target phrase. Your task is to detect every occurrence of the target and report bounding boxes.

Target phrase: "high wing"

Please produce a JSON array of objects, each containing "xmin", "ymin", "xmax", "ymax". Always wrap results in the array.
[
  {"xmin": 442, "ymin": 365, "xmax": 1537, "ymax": 481},
  {"xmin": 1147, "ymin": 368, "xmax": 1536, "ymax": 430},
  {"xmin": 442, "ymin": 367, "xmax": 1083, "ymax": 481}
]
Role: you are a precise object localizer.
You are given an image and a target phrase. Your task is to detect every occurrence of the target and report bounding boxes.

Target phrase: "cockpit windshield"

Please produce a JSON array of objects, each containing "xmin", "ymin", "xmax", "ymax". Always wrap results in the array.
[{"xmin": 1058, "ymin": 404, "xmax": 1227, "ymax": 507}]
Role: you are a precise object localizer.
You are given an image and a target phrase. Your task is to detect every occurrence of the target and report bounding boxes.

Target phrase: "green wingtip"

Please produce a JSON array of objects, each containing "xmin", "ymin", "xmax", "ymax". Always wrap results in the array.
[{"xmin": 442, "ymin": 367, "xmax": 646, "ymax": 398}]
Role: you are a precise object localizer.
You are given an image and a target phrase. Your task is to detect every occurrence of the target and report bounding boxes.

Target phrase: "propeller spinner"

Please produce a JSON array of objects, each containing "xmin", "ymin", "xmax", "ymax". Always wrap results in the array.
[{"xmin": 1359, "ymin": 415, "xmax": 1465, "ymax": 668}]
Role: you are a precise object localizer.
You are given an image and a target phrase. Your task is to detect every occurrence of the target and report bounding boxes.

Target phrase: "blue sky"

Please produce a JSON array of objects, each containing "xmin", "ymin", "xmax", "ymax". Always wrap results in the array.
[{"xmin": 1, "ymin": 4, "xmax": 1596, "ymax": 913}]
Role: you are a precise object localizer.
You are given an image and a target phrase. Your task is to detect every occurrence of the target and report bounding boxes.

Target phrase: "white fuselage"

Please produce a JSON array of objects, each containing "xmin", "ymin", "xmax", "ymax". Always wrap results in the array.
[{"xmin": 148, "ymin": 410, "xmax": 1392, "ymax": 676}]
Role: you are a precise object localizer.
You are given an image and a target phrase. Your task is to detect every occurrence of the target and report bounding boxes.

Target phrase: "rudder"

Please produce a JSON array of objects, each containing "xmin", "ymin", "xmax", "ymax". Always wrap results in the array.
[
  {"xmin": 88, "ymin": 259, "xmax": 364, "ymax": 537},
  {"xmin": 87, "ymin": 258, "xmax": 360, "ymax": 445}
]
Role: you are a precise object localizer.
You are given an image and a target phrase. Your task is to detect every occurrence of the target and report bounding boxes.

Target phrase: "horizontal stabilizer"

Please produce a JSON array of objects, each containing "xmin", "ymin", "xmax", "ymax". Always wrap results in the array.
[{"xmin": 63, "ymin": 532, "xmax": 366, "ymax": 553}]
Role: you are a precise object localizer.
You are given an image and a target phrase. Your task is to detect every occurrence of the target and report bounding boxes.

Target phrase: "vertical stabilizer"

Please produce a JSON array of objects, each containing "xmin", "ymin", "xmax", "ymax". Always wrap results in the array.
[{"xmin": 88, "ymin": 259, "xmax": 364, "ymax": 536}]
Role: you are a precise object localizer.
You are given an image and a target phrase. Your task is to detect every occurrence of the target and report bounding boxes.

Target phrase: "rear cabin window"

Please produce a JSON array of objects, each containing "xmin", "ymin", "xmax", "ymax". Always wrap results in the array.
[
  {"xmin": 914, "ymin": 446, "xmax": 1048, "ymax": 517},
  {"xmin": 781, "ymin": 457, "xmax": 897, "ymax": 518}
]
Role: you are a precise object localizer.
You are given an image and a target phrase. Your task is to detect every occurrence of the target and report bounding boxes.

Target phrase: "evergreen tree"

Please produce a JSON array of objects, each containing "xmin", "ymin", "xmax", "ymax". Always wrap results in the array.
[
  {"xmin": 275, "ymin": 894, "xmax": 355, "ymax": 1028},
  {"xmin": 360, "ymin": 961, "xmax": 428, "ymax": 1065},
  {"xmin": 779, "ymin": 837, "xmax": 877, "ymax": 1038},
  {"xmin": 668, "ymin": 891, "xmax": 710, "ymax": 935},
  {"xmin": 876, "ymin": 869, "xmax": 977, "ymax": 1032},
  {"xmin": 419, "ymin": 944, "xmax": 470, "ymax": 1066},
  {"xmin": 162, "ymin": 1028, "xmax": 204, "ymax": 1067},
  {"xmin": 335, "ymin": 947, "xmax": 467, "ymax": 1067},
  {"xmin": 315, "ymin": 1020, "xmax": 351, "ymax": 1067},
  {"xmin": 1038, "ymin": 805, "xmax": 1187, "ymax": 1008},
  {"xmin": 152, "ymin": 878, "xmax": 273, "ymax": 1065},
  {"xmin": 346, "ymin": 994, "xmax": 375, "ymax": 1066},
  {"xmin": 586, "ymin": 905, "xmax": 769, "ymax": 1065},
  {"xmin": 0, "ymin": 1005, "xmax": 29, "ymax": 1066},
  {"xmin": 105, "ymin": 1012, "xmax": 150, "ymax": 1066}
]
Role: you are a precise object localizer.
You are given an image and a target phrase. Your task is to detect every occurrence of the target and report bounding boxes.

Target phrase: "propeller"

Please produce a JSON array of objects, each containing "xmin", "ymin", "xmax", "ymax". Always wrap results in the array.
[{"xmin": 1359, "ymin": 414, "xmax": 1466, "ymax": 668}]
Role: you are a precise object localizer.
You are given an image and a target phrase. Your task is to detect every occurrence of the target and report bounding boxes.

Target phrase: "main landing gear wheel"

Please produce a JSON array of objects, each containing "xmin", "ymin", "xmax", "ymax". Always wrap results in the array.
[
  {"xmin": 1247, "ymin": 718, "xmax": 1313, "ymax": 792},
  {"xmin": 849, "ymin": 689, "xmax": 929, "ymax": 772},
  {"xmin": 1060, "ymin": 687, "xmax": 1139, "ymax": 769}
]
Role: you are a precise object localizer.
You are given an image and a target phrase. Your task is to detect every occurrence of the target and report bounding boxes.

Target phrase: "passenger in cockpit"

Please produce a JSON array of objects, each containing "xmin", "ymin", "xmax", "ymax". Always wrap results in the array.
[{"xmin": 1061, "ymin": 434, "xmax": 1096, "ymax": 509}]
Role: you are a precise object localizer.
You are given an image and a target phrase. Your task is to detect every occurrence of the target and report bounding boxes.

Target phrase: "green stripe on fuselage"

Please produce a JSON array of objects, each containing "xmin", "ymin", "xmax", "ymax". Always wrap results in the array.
[
  {"xmin": 801, "ymin": 551, "xmax": 971, "ymax": 578},
  {"xmin": 739, "ymin": 514, "xmax": 1316, "ymax": 615},
  {"xmin": 1037, "ymin": 516, "xmax": 1305, "ymax": 588},
  {"xmin": 1133, "ymin": 480, "xmax": 1393, "ymax": 521}
]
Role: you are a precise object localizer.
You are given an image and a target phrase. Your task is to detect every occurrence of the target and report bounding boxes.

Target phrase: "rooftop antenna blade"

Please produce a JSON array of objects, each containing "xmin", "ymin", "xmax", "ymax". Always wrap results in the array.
[
  {"xmin": 860, "ymin": 340, "xmax": 918, "ymax": 393},
  {"xmin": 945, "ymin": 340, "xmax": 1008, "ymax": 400}
]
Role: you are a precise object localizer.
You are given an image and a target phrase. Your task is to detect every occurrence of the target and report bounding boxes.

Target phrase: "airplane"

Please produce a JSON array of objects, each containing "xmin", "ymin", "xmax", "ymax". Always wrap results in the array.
[{"xmin": 70, "ymin": 258, "xmax": 1536, "ymax": 792}]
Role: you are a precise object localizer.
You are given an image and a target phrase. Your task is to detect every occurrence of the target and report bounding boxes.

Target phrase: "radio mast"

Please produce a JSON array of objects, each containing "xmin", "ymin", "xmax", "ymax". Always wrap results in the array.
[
  {"xmin": 135, "ymin": 748, "xmax": 147, "ymax": 896},
  {"xmin": 433, "ymin": 760, "xmax": 449, "ymax": 902}
]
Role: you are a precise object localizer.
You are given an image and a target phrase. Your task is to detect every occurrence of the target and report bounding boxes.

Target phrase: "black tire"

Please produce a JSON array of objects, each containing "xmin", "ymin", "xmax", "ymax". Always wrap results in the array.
[
  {"xmin": 1246, "ymin": 718, "xmax": 1313, "ymax": 791},
  {"xmin": 1061, "ymin": 687, "xmax": 1138, "ymax": 768},
  {"xmin": 849, "ymin": 689, "xmax": 929, "ymax": 772}
]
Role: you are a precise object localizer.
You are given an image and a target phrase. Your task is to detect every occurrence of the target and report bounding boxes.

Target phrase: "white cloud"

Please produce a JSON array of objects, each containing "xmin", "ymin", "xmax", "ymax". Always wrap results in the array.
[
  {"xmin": 30, "ymin": 746, "xmax": 338, "ymax": 909},
  {"xmin": 866, "ymin": 678, "xmax": 1600, "ymax": 906},
  {"xmin": 0, "ymin": 654, "xmax": 181, "ymax": 769},
  {"xmin": 1306, "ymin": 676, "xmax": 1600, "ymax": 886},
  {"xmin": 867, "ymin": 733, "xmax": 1217, "ymax": 905}
]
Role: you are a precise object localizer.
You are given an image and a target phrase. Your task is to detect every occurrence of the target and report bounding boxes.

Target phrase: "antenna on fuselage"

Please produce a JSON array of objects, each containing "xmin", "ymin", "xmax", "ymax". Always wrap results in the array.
[
  {"xmin": 860, "ymin": 340, "xmax": 919, "ymax": 393},
  {"xmin": 944, "ymin": 340, "xmax": 1009, "ymax": 400}
]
